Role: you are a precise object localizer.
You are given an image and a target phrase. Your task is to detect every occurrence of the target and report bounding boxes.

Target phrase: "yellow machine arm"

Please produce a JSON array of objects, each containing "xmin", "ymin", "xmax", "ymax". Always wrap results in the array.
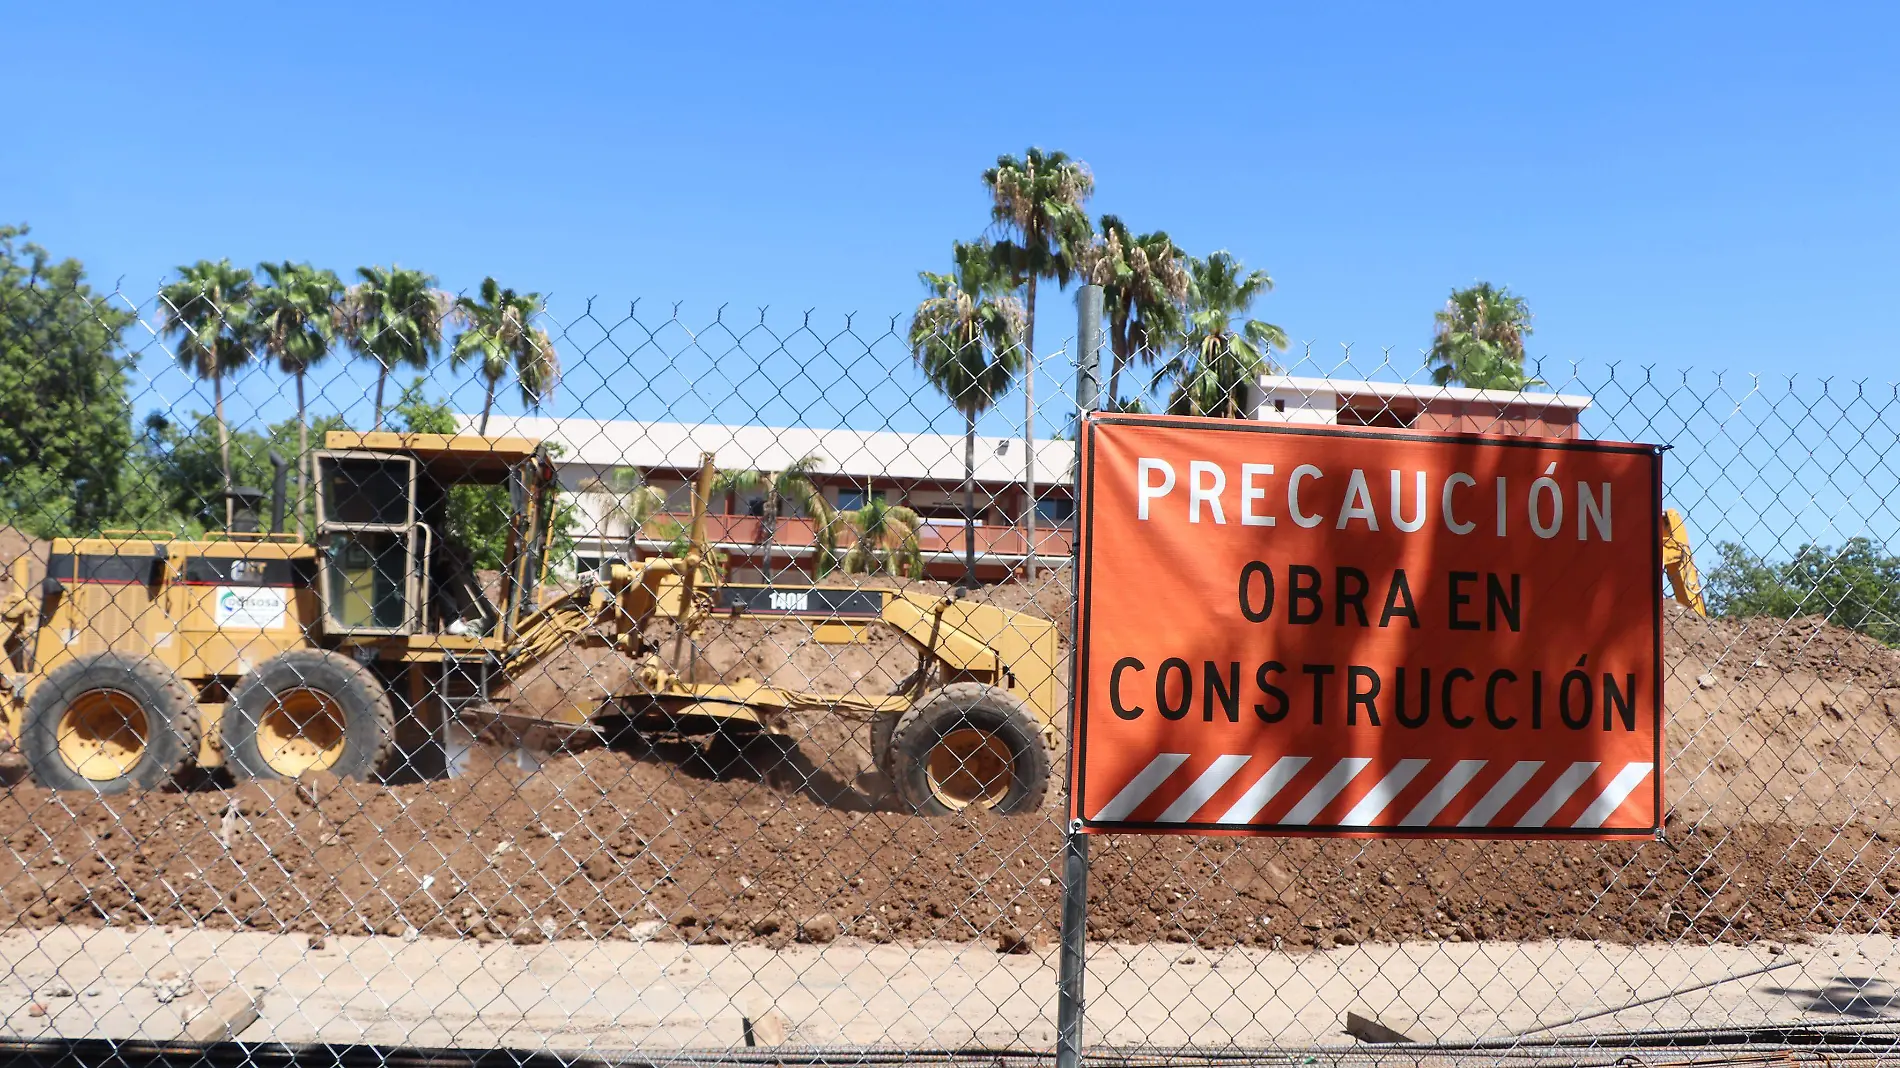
[
  {"xmin": 1662, "ymin": 507, "xmax": 1708, "ymax": 617},
  {"xmin": 499, "ymin": 557, "xmax": 711, "ymax": 682}
]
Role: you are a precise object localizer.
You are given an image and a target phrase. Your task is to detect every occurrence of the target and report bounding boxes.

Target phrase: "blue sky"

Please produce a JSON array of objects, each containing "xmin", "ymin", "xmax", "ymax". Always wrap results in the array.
[{"xmin": 5, "ymin": 2, "xmax": 1897, "ymax": 454}]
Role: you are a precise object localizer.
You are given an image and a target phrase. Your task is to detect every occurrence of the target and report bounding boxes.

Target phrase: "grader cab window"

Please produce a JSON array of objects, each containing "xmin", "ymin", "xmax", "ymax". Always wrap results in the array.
[
  {"xmin": 324, "ymin": 530, "xmax": 411, "ymax": 630},
  {"xmin": 314, "ymin": 453, "xmax": 419, "ymax": 635},
  {"xmin": 322, "ymin": 458, "xmax": 414, "ymax": 525},
  {"xmin": 310, "ymin": 436, "xmax": 556, "ymax": 639}
]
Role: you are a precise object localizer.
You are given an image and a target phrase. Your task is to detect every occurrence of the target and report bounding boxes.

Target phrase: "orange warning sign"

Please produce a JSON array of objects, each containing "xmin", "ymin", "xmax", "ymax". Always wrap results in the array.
[{"xmin": 1069, "ymin": 414, "xmax": 1664, "ymax": 839}]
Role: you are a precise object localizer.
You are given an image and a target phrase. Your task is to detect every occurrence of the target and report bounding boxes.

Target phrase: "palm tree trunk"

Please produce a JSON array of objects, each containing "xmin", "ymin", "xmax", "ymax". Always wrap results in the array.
[
  {"xmin": 295, "ymin": 371, "xmax": 309, "ymax": 537},
  {"xmin": 963, "ymin": 410, "xmax": 978, "ymax": 588},
  {"xmin": 214, "ymin": 372, "xmax": 233, "ymax": 529},
  {"xmin": 479, "ymin": 376, "xmax": 497, "ymax": 435},
  {"xmin": 373, "ymin": 365, "xmax": 389, "ymax": 431},
  {"xmin": 762, "ymin": 486, "xmax": 780, "ymax": 583},
  {"xmin": 1023, "ymin": 274, "xmax": 1038, "ymax": 584}
]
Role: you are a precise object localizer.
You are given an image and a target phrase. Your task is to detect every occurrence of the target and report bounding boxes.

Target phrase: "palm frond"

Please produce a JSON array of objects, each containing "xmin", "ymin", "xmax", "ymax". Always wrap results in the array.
[{"xmin": 1428, "ymin": 284, "xmax": 1538, "ymax": 388}]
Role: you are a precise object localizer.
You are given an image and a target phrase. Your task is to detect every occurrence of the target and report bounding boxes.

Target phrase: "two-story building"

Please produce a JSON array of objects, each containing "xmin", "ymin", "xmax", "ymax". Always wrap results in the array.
[
  {"xmin": 471, "ymin": 377, "xmax": 1592, "ymax": 584},
  {"xmin": 475, "ymin": 415, "xmax": 1078, "ymax": 583}
]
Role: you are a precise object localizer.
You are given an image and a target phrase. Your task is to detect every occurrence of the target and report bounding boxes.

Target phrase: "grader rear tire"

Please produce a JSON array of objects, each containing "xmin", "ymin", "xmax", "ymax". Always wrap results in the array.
[
  {"xmin": 22, "ymin": 653, "xmax": 201, "ymax": 793},
  {"xmin": 888, "ymin": 683, "xmax": 1050, "ymax": 817},
  {"xmin": 223, "ymin": 650, "xmax": 394, "ymax": 781},
  {"xmin": 870, "ymin": 711, "xmax": 900, "ymax": 783}
]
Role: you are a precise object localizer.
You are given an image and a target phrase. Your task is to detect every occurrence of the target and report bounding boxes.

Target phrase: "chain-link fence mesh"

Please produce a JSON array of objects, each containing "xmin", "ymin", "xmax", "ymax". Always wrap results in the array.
[{"xmin": 2, "ymin": 275, "xmax": 1899, "ymax": 1062}]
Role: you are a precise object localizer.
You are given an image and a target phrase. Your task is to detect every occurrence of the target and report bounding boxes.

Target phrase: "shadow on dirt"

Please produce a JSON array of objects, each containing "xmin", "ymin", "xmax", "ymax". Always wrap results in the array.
[{"xmin": 598, "ymin": 720, "xmax": 906, "ymax": 814}]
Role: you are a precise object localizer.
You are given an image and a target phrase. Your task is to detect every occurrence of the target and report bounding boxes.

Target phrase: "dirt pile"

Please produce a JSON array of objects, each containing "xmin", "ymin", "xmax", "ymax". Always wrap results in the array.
[
  {"xmin": 1662, "ymin": 603, "xmax": 1900, "ymax": 826},
  {"xmin": 0, "ymin": 749, "xmax": 1888, "ymax": 950}
]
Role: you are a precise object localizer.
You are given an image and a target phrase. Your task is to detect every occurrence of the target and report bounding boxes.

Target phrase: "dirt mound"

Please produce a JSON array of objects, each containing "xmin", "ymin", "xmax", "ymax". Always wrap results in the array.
[
  {"xmin": 0, "ymin": 749, "xmax": 1885, "ymax": 950},
  {"xmin": 1662, "ymin": 602, "xmax": 1900, "ymax": 826}
]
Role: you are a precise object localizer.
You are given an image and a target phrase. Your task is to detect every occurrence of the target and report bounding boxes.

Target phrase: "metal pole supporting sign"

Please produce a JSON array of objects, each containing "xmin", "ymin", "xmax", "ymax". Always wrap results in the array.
[{"xmin": 1055, "ymin": 284, "xmax": 1103, "ymax": 1068}]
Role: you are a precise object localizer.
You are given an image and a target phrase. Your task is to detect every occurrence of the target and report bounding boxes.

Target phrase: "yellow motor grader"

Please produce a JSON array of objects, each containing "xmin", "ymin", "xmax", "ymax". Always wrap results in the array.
[{"xmin": 0, "ymin": 433, "xmax": 1060, "ymax": 815}]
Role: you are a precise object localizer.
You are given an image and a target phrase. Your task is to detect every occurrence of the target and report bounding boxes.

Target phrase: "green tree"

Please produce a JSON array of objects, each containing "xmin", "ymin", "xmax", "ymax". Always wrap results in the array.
[
  {"xmin": 452, "ymin": 277, "xmax": 559, "ymax": 434},
  {"xmin": 1161, "ymin": 251, "xmax": 1289, "ymax": 417},
  {"xmin": 0, "ymin": 225, "xmax": 137, "ymax": 536},
  {"xmin": 644, "ymin": 518, "xmax": 695, "ymax": 560},
  {"xmin": 1705, "ymin": 537, "xmax": 1900, "ymax": 645},
  {"xmin": 131, "ymin": 409, "xmax": 350, "ymax": 535},
  {"xmin": 983, "ymin": 149, "xmax": 1093, "ymax": 580},
  {"xmin": 910, "ymin": 240, "xmax": 1024, "ymax": 586},
  {"xmin": 841, "ymin": 499, "xmax": 923, "ymax": 578},
  {"xmin": 576, "ymin": 467, "xmax": 667, "ymax": 560},
  {"xmin": 341, "ymin": 266, "xmax": 450, "ymax": 430},
  {"xmin": 252, "ymin": 261, "xmax": 342, "ymax": 531},
  {"xmin": 1429, "ymin": 282, "xmax": 1542, "ymax": 390},
  {"xmin": 1084, "ymin": 216, "xmax": 1190, "ymax": 407},
  {"xmin": 158, "ymin": 259, "xmax": 254, "ymax": 526},
  {"xmin": 717, "ymin": 456, "xmax": 833, "ymax": 581},
  {"xmin": 392, "ymin": 381, "xmax": 574, "ymax": 570}
]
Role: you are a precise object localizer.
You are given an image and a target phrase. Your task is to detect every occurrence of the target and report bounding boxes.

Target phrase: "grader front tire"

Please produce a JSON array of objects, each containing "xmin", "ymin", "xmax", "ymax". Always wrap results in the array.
[
  {"xmin": 888, "ymin": 683, "xmax": 1050, "ymax": 817},
  {"xmin": 22, "ymin": 654, "xmax": 201, "ymax": 793}
]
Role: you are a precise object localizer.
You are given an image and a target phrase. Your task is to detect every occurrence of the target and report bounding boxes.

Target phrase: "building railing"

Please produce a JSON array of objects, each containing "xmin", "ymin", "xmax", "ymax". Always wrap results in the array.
[{"xmin": 575, "ymin": 512, "xmax": 1076, "ymax": 562}]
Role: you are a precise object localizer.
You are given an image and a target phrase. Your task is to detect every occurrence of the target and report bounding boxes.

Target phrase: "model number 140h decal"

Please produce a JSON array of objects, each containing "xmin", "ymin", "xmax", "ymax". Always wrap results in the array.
[{"xmin": 717, "ymin": 585, "xmax": 887, "ymax": 619}]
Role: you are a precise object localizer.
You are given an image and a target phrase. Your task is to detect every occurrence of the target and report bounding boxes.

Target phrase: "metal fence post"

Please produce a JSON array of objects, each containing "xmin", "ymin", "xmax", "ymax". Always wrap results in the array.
[
  {"xmin": 1055, "ymin": 284, "xmax": 1104, "ymax": 1068},
  {"xmin": 1074, "ymin": 288, "xmax": 1102, "ymax": 432}
]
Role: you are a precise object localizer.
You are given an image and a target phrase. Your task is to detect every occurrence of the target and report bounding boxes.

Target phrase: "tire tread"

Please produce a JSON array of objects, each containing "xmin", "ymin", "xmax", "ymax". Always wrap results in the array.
[{"xmin": 889, "ymin": 682, "xmax": 1051, "ymax": 816}]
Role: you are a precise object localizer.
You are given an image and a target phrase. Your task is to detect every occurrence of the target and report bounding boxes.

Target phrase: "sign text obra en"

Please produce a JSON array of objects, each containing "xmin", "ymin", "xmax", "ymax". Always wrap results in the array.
[{"xmin": 1070, "ymin": 414, "xmax": 1664, "ymax": 839}]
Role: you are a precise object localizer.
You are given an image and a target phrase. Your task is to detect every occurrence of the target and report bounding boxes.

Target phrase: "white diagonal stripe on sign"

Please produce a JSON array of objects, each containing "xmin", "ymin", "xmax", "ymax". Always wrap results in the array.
[
  {"xmin": 1401, "ymin": 759, "xmax": 1488, "ymax": 826},
  {"xmin": 1573, "ymin": 762, "xmax": 1655, "ymax": 828},
  {"xmin": 1517, "ymin": 762, "xmax": 1602, "ymax": 827},
  {"xmin": 1458, "ymin": 761, "xmax": 1544, "ymax": 827},
  {"xmin": 1091, "ymin": 753, "xmax": 1191, "ymax": 822},
  {"xmin": 1215, "ymin": 756, "xmax": 1310, "ymax": 824},
  {"xmin": 1341, "ymin": 759, "xmax": 1432, "ymax": 826},
  {"xmin": 1158, "ymin": 754, "xmax": 1251, "ymax": 822},
  {"xmin": 1280, "ymin": 757, "xmax": 1374, "ymax": 824}
]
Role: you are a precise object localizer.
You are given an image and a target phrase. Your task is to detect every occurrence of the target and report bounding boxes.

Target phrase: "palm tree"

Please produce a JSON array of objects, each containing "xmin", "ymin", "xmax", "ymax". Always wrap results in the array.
[
  {"xmin": 1161, "ymin": 251, "xmax": 1289, "ymax": 417},
  {"xmin": 910, "ymin": 241, "xmax": 1025, "ymax": 587},
  {"xmin": 340, "ymin": 265, "xmax": 451, "ymax": 429},
  {"xmin": 252, "ymin": 262, "xmax": 342, "ymax": 532},
  {"xmin": 841, "ymin": 499, "xmax": 924, "ymax": 578},
  {"xmin": 716, "ymin": 456, "xmax": 832, "ymax": 582},
  {"xmin": 1429, "ymin": 282, "xmax": 1542, "ymax": 390},
  {"xmin": 452, "ymin": 277, "xmax": 559, "ymax": 434},
  {"xmin": 158, "ymin": 259, "xmax": 255, "ymax": 527},
  {"xmin": 1083, "ymin": 217, "xmax": 1190, "ymax": 407},
  {"xmin": 576, "ymin": 467, "xmax": 667, "ymax": 560},
  {"xmin": 983, "ymin": 149, "xmax": 1093, "ymax": 581}
]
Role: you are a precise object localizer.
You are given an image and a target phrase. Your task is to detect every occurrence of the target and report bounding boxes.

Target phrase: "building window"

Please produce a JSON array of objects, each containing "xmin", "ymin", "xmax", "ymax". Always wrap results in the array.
[
  {"xmin": 1035, "ymin": 499, "xmax": 1075, "ymax": 525},
  {"xmin": 836, "ymin": 488, "xmax": 884, "ymax": 513},
  {"xmin": 1338, "ymin": 402, "xmax": 1417, "ymax": 428},
  {"xmin": 659, "ymin": 482, "xmax": 695, "ymax": 511}
]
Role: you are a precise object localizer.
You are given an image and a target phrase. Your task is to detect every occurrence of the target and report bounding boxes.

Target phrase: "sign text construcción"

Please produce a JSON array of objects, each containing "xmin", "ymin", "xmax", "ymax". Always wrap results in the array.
[{"xmin": 1070, "ymin": 414, "xmax": 1664, "ymax": 839}]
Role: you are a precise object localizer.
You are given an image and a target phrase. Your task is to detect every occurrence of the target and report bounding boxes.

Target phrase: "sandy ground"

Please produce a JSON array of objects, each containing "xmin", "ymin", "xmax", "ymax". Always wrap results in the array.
[{"xmin": 0, "ymin": 925, "xmax": 1894, "ymax": 1051}]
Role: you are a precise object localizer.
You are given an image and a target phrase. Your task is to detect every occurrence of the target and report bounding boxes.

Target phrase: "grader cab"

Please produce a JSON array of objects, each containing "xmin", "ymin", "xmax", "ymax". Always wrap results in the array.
[{"xmin": 0, "ymin": 436, "xmax": 1061, "ymax": 816}]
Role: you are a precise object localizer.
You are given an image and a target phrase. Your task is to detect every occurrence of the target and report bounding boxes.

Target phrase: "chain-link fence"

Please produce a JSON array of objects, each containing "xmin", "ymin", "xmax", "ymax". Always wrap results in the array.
[{"xmin": 2, "ymin": 273, "xmax": 1900, "ymax": 1063}]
